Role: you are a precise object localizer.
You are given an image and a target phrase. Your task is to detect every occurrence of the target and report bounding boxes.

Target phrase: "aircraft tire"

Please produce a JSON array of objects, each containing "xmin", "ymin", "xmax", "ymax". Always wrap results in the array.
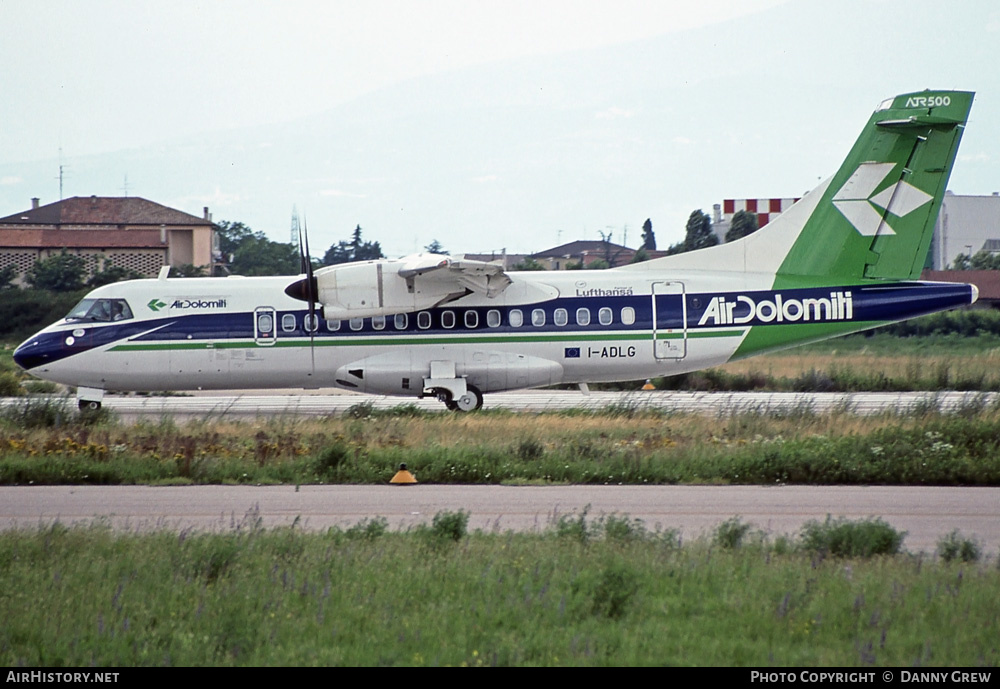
[
  {"xmin": 79, "ymin": 400, "xmax": 101, "ymax": 411},
  {"xmin": 453, "ymin": 385, "xmax": 483, "ymax": 412}
]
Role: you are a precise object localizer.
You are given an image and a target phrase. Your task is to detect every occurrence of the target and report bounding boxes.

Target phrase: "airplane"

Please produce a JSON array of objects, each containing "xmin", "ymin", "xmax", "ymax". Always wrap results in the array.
[{"xmin": 13, "ymin": 90, "xmax": 979, "ymax": 412}]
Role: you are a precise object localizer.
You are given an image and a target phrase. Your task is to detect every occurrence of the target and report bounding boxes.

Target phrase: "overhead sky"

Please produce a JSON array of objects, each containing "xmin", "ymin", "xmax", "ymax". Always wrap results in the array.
[
  {"xmin": 2, "ymin": 0, "xmax": 786, "ymax": 162},
  {"xmin": 2, "ymin": 0, "xmax": 999, "ymax": 257}
]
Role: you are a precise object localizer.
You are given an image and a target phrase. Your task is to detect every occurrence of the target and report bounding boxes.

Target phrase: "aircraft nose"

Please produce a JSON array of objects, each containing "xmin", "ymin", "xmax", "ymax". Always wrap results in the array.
[{"xmin": 13, "ymin": 337, "xmax": 47, "ymax": 371}]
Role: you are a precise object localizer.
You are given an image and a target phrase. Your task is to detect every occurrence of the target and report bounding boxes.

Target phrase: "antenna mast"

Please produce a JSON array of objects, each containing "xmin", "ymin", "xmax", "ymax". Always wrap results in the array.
[
  {"xmin": 56, "ymin": 147, "xmax": 68, "ymax": 199},
  {"xmin": 290, "ymin": 205, "xmax": 300, "ymax": 244}
]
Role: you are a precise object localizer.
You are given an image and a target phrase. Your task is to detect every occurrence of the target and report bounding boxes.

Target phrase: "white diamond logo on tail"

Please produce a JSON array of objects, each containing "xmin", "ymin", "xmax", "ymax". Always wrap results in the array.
[
  {"xmin": 870, "ymin": 181, "xmax": 933, "ymax": 218},
  {"xmin": 833, "ymin": 163, "xmax": 932, "ymax": 237},
  {"xmin": 832, "ymin": 200, "xmax": 892, "ymax": 236}
]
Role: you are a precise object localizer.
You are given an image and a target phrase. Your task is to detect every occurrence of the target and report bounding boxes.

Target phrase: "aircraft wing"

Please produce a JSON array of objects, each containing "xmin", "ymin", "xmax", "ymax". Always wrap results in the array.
[{"xmin": 400, "ymin": 254, "xmax": 512, "ymax": 298}]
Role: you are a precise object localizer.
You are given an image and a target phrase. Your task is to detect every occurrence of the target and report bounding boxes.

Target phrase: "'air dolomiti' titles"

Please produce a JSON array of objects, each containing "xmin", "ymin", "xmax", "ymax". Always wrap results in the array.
[{"xmin": 697, "ymin": 291, "xmax": 853, "ymax": 327}]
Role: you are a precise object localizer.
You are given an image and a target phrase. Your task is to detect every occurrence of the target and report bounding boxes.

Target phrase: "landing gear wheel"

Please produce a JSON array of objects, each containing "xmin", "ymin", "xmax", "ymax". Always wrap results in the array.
[
  {"xmin": 453, "ymin": 385, "xmax": 483, "ymax": 412},
  {"xmin": 78, "ymin": 400, "xmax": 101, "ymax": 411}
]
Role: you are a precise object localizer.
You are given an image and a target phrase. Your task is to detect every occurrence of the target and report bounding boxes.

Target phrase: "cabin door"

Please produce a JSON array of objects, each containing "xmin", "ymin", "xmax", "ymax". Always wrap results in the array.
[{"xmin": 652, "ymin": 281, "xmax": 687, "ymax": 359}]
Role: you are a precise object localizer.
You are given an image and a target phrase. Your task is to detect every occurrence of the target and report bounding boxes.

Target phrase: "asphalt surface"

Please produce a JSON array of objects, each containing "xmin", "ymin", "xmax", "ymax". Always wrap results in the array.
[{"xmin": 2, "ymin": 484, "xmax": 998, "ymax": 556}]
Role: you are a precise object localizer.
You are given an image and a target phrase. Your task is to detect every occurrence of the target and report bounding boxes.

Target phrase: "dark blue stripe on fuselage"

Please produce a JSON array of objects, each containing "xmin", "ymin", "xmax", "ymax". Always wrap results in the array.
[{"xmin": 12, "ymin": 282, "xmax": 975, "ymax": 370}]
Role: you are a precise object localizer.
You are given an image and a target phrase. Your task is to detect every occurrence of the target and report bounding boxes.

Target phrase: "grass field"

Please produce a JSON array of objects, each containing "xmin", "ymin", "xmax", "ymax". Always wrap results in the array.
[
  {"xmin": 3, "ymin": 398, "xmax": 1000, "ymax": 486},
  {"xmin": 1, "ymin": 517, "xmax": 996, "ymax": 666}
]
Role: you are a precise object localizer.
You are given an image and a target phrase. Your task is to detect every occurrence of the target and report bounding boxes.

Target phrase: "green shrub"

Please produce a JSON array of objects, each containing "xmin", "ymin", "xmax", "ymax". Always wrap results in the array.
[
  {"xmin": 937, "ymin": 530, "xmax": 981, "ymax": 563},
  {"xmin": 800, "ymin": 516, "xmax": 905, "ymax": 558},
  {"xmin": 344, "ymin": 517, "xmax": 389, "ymax": 541},
  {"xmin": 554, "ymin": 505, "xmax": 592, "ymax": 543},
  {"xmin": 0, "ymin": 371, "xmax": 23, "ymax": 396},
  {"xmin": 589, "ymin": 563, "xmax": 639, "ymax": 619},
  {"xmin": 431, "ymin": 509, "xmax": 469, "ymax": 542},
  {"xmin": 714, "ymin": 516, "xmax": 752, "ymax": 549}
]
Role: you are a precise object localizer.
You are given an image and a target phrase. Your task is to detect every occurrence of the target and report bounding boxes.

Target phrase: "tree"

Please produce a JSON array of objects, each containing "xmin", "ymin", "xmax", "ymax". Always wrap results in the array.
[
  {"xmin": 683, "ymin": 210, "xmax": 718, "ymax": 252},
  {"xmin": 0, "ymin": 264, "xmax": 17, "ymax": 289},
  {"xmin": 168, "ymin": 264, "xmax": 208, "ymax": 278},
  {"xmin": 641, "ymin": 218, "xmax": 656, "ymax": 250},
  {"xmin": 511, "ymin": 257, "xmax": 546, "ymax": 271},
  {"xmin": 88, "ymin": 265, "xmax": 145, "ymax": 287},
  {"xmin": 216, "ymin": 220, "xmax": 300, "ymax": 276},
  {"xmin": 725, "ymin": 210, "xmax": 759, "ymax": 242},
  {"xmin": 950, "ymin": 250, "xmax": 1000, "ymax": 270},
  {"xmin": 424, "ymin": 239, "xmax": 448, "ymax": 255},
  {"xmin": 323, "ymin": 225, "xmax": 385, "ymax": 265},
  {"xmin": 26, "ymin": 251, "xmax": 87, "ymax": 291},
  {"xmin": 630, "ymin": 247, "xmax": 650, "ymax": 264},
  {"xmin": 597, "ymin": 229, "xmax": 627, "ymax": 266}
]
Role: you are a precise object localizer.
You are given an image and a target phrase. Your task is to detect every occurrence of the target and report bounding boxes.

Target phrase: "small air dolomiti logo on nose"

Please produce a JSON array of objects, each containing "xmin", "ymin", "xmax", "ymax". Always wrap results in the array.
[{"xmin": 832, "ymin": 162, "xmax": 933, "ymax": 236}]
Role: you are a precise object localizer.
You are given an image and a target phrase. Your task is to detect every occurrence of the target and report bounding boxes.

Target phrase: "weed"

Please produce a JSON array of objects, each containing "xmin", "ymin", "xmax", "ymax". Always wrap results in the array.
[
  {"xmin": 589, "ymin": 562, "xmax": 639, "ymax": 619},
  {"xmin": 599, "ymin": 514, "xmax": 647, "ymax": 543},
  {"xmin": 345, "ymin": 401, "xmax": 375, "ymax": 419},
  {"xmin": 0, "ymin": 396, "xmax": 75, "ymax": 428},
  {"xmin": 345, "ymin": 517, "xmax": 389, "ymax": 541},
  {"xmin": 800, "ymin": 516, "xmax": 905, "ymax": 558},
  {"xmin": 937, "ymin": 530, "xmax": 981, "ymax": 563},
  {"xmin": 714, "ymin": 516, "xmax": 752, "ymax": 549},
  {"xmin": 431, "ymin": 509, "xmax": 469, "ymax": 542},
  {"xmin": 312, "ymin": 442, "xmax": 351, "ymax": 480},
  {"xmin": 0, "ymin": 371, "xmax": 24, "ymax": 396},
  {"xmin": 516, "ymin": 437, "xmax": 544, "ymax": 461},
  {"xmin": 554, "ymin": 505, "xmax": 592, "ymax": 543}
]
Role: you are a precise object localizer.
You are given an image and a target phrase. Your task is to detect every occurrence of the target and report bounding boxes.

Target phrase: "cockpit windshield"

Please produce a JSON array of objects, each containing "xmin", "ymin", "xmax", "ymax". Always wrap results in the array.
[{"xmin": 65, "ymin": 298, "xmax": 134, "ymax": 322}]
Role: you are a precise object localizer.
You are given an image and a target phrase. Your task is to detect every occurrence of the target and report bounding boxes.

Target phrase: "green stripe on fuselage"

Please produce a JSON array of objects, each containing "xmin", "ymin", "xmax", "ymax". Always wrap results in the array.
[{"xmin": 109, "ymin": 328, "xmax": 746, "ymax": 352}]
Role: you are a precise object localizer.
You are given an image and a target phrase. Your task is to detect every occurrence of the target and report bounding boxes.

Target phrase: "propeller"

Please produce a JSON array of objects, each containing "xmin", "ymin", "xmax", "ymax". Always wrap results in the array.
[{"xmin": 285, "ymin": 217, "xmax": 319, "ymax": 374}]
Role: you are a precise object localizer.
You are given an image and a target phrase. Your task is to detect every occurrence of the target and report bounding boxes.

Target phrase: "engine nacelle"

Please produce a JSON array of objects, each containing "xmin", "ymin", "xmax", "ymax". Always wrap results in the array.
[{"xmin": 315, "ymin": 258, "xmax": 464, "ymax": 319}]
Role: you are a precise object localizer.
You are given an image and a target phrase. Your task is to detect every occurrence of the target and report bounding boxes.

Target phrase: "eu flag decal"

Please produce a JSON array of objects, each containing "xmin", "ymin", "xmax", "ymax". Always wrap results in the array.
[{"xmin": 564, "ymin": 347, "xmax": 581, "ymax": 358}]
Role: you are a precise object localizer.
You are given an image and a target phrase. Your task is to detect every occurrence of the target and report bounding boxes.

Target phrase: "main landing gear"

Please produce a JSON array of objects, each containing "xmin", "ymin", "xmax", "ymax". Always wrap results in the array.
[
  {"xmin": 423, "ymin": 361, "xmax": 483, "ymax": 412},
  {"xmin": 441, "ymin": 385, "xmax": 483, "ymax": 412}
]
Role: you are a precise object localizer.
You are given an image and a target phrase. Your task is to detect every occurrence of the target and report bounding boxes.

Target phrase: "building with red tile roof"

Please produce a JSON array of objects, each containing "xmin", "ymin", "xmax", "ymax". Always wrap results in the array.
[{"xmin": 0, "ymin": 196, "xmax": 215, "ymax": 285}]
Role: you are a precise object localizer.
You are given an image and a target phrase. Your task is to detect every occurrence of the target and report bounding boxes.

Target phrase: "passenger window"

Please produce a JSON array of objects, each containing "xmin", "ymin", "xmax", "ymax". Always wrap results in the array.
[
  {"xmin": 372, "ymin": 315, "xmax": 386, "ymax": 330},
  {"xmin": 349, "ymin": 317, "xmax": 364, "ymax": 331},
  {"xmin": 326, "ymin": 319, "xmax": 341, "ymax": 332},
  {"xmin": 554, "ymin": 308, "xmax": 568, "ymax": 326},
  {"xmin": 394, "ymin": 313, "xmax": 408, "ymax": 330},
  {"xmin": 304, "ymin": 314, "xmax": 319, "ymax": 332},
  {"xmin": 257, "ymin": 313, "xmax": 273, "ymax": 334},
  {"xmin": 599, "ymin": 307, "xmax": 613, "ymax": 325},
  {"xmin": 487, "ymin": 310, "xmax": 501, "ymax": 328},
  {"xmin": 622, "ymin": 307, "xmax": 635, "ymax": 325},
  {"xmin": 441, "ymin": 310, "xmax": 456, "ymax": 329},
  {"xmin": 532, "ymin": 309, "xmax": 546, "ymax": 327},
  {"xmin": 417, "ymin": 312, "xmax": 431, "ymax": 329},
  {"xmin": 282, "ymin": 314, "xmax": 297, "ymax": 332},
  {"xmin": 464, "ymin": 310, "xmax": 478, "ymax": 328},
  {"xmin": 576, "ymin": 308, "xmax": 590, "ymax": 326},
  {"xmin": 509, "ymin": 309, "xmax": 523, "ymax": 327}
]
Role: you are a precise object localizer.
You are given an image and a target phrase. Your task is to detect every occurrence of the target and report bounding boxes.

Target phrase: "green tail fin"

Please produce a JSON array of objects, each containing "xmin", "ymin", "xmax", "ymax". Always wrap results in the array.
[{"xmin": 776, "ymin": 90, "xmax": 973, "ymax": 285}]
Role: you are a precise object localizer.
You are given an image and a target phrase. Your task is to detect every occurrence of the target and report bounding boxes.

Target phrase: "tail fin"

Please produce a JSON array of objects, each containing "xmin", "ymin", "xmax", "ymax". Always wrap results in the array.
[
  {"xmin": 776, "ymin": 90, "xmax": 972, "ymax": 284},
  {"xmin": 623, "ymin": 90, "xmax": 973, "ymax": 286}
]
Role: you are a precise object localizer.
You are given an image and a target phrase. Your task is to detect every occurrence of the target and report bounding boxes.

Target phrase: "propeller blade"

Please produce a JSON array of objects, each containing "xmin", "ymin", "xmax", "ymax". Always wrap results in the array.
[{"xmin": 302, "ymin": 218, "xmax": 317, "ymax": 374}]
